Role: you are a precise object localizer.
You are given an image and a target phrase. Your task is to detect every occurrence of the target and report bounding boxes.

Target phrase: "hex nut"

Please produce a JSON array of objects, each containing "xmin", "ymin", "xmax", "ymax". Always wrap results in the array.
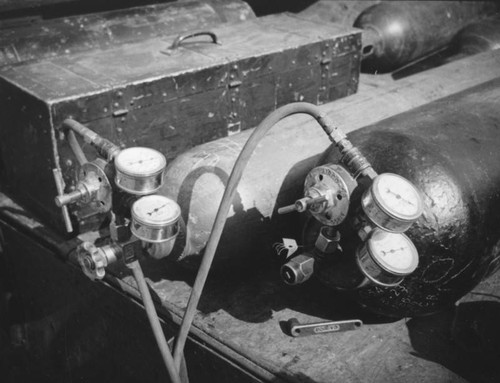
[{"xmin": 315, "ymin": 227, "xmax": 341, "ymax": 254}]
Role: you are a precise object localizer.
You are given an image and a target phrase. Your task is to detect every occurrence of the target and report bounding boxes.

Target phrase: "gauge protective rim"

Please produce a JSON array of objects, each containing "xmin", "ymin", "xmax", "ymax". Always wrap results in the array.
[
  {"xmin": 131, "ymin": 195, "xmax": 181, "ymax": 227},
  {"xmin": 114, "ymin": 147, "xmax": 167, "ymax": 177},
  {"xmin": 370, "ymin": 173, "xmax": 424, "ymax": 222},
  {"xmin": 365, "ymin": 228, "xmax": 419, "ymax": 276}
]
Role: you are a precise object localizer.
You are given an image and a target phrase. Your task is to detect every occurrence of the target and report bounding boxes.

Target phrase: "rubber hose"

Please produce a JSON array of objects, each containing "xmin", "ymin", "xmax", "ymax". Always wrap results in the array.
[
  {"xmin": 172, "ymin": 102, "xmax": 347, "ymax": 369},
  {"xmin": 129, "ymin": 260, "xmax": 183, "ymax": 383}
]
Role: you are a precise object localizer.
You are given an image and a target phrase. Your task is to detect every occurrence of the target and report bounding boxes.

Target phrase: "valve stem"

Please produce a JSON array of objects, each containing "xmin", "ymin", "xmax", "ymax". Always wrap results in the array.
[
  {"xmin": 52, "ymin": 168, "xmax": 73, "ymax": 233},
  {"xmin": 278, "ymin": 195, "xmax": 327, "ymax": 215}
]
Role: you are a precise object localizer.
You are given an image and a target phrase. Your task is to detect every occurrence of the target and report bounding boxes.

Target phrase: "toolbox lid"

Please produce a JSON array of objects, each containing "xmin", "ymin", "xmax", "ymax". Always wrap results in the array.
[
  {"xmin": 0, "ymin": 13, "xmax": 360, "ymax": 101},
  {"xmin": 0, "ymin": 1, "xmax": 255, "ymax": 67}
]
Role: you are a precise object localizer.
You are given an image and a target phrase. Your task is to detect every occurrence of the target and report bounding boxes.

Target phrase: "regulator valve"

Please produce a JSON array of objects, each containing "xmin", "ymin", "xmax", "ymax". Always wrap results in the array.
[
  {"xmin": 278, "ymin": 164, "xmax": 357, "ymax": 226},
  {"xmin": 77, "ymin": 241, "xmax": 121, "ymax": 281},
  {"xmin": 54, "ymin": 159, "xmax": 112, "ymax": 213}
]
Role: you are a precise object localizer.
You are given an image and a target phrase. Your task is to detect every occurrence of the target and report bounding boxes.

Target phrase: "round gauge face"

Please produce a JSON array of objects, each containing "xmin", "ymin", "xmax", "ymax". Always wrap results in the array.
[
  {"xmin": 372, "ymin": 173, "xmax": 423, "ymax": 220},
  {"xmin": 115, "ymin": 147, "xmax": 166, "ymax": 177},
  {"xmin": 367, "ymin": 229, "xmax": 418, "ymax": 275},
  {"xmin": 132, "ymin": 195, "xmax": 180, "ymax": 226}
]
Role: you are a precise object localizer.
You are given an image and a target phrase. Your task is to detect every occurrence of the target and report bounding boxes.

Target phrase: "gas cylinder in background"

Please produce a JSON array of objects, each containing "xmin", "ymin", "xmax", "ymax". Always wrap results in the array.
[
  {"xmin": 297, "ymin": 0, "xmax": 380, "ymax": 27},
  {"xmin": 355, "ymin": 1, "xmax": 500, "ymax": 73},
  {"xmin": 452, "ymin": 14, "xmax": 500, "ymax": 55},
  {"xmin": 311, "ymin": 79, "xmax": 500, "ymax": 317}
]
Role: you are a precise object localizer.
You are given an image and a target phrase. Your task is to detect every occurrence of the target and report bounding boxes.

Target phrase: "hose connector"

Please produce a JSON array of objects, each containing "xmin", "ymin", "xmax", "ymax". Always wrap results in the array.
[
  {"xmin": 77, "ymin": 242, "xmax": 121, "ymax": 280},
  {"xmin": 338, "ymin": 139, "xmax": 377, "ymax": 179},
  {"xmin": 281, "ymin": 253, "xmax": 315, "ymax": 285},
  {"xmin": 315, "ymin": 112, "xmax": 347, "ymax": 143}
]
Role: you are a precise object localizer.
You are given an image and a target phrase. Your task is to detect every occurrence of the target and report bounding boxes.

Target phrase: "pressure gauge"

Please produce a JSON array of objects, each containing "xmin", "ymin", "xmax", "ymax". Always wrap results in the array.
[
  {"xmin": 131, "ymin": 195, "xmax": 180, "ymax": 243},
  {"xmin": 114, "ymin": 147, "xmax": 167, "ymax": 195},
  {"xmin": 356, "ymin": 228, "xmax": 419, "ymax": 287},
  {"xmin": 361, "ymin": 173, "xmax": 423, "ymax": 233}
]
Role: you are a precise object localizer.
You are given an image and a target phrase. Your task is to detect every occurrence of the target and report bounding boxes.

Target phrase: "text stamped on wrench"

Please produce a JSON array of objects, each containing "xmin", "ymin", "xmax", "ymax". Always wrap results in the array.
[{"xmin": 287, "ymin": 318, "xmax": 363, "ymax": 337}]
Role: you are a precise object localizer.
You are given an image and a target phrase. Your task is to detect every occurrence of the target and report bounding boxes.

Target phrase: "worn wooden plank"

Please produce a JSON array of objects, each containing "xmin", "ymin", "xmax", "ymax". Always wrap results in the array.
[{"xmin": 0, "ymin": 220, "xmax": 277, "ymax": 383}]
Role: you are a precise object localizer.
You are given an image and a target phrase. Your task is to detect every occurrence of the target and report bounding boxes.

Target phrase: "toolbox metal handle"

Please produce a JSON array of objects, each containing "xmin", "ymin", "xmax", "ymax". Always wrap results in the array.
[{"xmin": 170, "ymin": 31, "xmax": 219, "ymax": 49}]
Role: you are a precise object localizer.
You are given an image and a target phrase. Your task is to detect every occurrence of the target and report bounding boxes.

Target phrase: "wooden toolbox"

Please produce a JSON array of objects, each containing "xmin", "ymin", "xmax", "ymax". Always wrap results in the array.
[{"xmin": 0, "ymin": 12, "xmax": 361, "ymax": 232}]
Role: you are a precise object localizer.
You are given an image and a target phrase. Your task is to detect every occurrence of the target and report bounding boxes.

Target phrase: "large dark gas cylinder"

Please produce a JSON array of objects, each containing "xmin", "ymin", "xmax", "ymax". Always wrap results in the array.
[
  {"xmin": 160, "ymin": 59, "xmax": 500, "ymax": 272},
  {"xmin": 355, "ymin": 1, "xmax": 499, "ymax": 73},
  {"xmin": 316, "ymin": 79, "xmax": 500, "ymax": 317}
]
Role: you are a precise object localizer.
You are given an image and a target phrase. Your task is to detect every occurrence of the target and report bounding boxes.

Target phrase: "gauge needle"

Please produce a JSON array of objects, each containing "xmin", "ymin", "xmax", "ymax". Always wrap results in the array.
[
  {"xmin": 147, "ymin": 203, "xmax": 167, "ymax": 216},
  {"xmin": 381, "ymin": 247, "xmax": 406, "ymax": 256},
  {"xmin": 385, "ymin": 188, "xmax": 415, "ymax": 206},
  {"xmin": 127, "ymin": 157, "xmax": 158, "ymax": 166}
]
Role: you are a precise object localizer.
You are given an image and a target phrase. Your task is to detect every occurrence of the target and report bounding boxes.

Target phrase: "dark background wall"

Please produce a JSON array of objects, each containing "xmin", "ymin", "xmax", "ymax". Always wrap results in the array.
[{"xmin": 0, "ymin": 0, "xmax": 316, "ymax": 20}]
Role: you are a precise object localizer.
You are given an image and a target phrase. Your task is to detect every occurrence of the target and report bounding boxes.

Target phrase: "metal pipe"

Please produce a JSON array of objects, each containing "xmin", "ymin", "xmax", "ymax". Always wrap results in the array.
[
  {"xmin": 66, "ymin": 130, "xmax": 88, "ymax": 166},
  {"xmin": 62, "ymin": 119, "xmax": 121, "ymax": 161}
]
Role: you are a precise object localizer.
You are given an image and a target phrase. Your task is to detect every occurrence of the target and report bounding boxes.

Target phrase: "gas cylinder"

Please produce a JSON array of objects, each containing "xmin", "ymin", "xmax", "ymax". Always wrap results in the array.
[
  {"xmin": 160, "ymin": 67, "xmax": 500, "ymax": 272},
  {"xmin": 163, "ymin": 78, "xmax": 500, "ymax": 317},
  {"xmin": 355, "ymin": 1, "xmax": 499, "ymax": 73},
  {"xmin": 307, "ymin": 79, "xmax": 500, "ymax": 317},
  {"xmin": 452, "ymin": 14, "xmax": 500, "ymax": 55},
  {"xmin": 160, "ymin": 120, "xmax": 321, "ymax": 270}
]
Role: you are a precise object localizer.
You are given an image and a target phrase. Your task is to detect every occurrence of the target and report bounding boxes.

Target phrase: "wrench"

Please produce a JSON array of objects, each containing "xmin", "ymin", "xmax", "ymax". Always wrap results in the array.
[{"xmin": 287, "ymin": 317, "xmax": 363, "ymax": 337}]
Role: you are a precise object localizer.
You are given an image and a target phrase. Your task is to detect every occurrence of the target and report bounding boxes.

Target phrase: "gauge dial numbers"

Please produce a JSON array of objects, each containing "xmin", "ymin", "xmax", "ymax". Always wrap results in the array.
[
  {"xmin": 356, "ymin": 229, "xmax": 419, "ymax": 287},
  {"xmin": 361, "ymin": 173, "xmax": 423, "ymax": 233},
  {"xmin": 114, "ymin": 147, "xmax": 167, "ymax": 195},
  {"xmin": 131, "ymin": 195, "xmax": 180, "ymax": 243}
]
